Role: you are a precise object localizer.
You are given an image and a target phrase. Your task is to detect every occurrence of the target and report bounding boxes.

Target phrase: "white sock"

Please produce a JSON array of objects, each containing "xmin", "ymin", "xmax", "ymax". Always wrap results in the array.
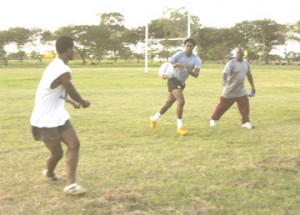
[
  {"xmin": 177, "ymin": 119, "xmax": 183, "ymax": 129},
  {"xmin": 152, "ymin": 112, "xmax": 161, "ymax": 121}
]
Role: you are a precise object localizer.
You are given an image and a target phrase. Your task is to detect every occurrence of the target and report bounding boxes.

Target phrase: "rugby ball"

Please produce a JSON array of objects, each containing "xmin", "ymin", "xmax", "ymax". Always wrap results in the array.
[{"xmin": 158, "ymin": 62, "xmax": 173, "ymax": 79}]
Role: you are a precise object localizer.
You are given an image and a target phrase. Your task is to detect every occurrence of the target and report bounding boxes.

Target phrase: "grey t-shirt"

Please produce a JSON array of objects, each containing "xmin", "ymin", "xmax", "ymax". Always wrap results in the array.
[
  {"xmin": 222, "ymin": 59, "xmax": 251, "ymax": 98},
  {"xmin": 169, "ymin": 51, "xmax": 201, "ymax": 85}
]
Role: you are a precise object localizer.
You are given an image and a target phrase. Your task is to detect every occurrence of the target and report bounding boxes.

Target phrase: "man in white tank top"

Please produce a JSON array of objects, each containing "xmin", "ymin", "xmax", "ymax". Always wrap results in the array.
[{"xmin": 30, "ymin": 36, "xmax": 91, "ymax": 195}]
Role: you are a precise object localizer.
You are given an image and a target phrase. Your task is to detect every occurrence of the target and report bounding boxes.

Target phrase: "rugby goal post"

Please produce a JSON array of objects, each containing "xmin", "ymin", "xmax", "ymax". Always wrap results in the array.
[{"xmin": 144, "ymin": 11, "xmax": 191, "ymax": 73}]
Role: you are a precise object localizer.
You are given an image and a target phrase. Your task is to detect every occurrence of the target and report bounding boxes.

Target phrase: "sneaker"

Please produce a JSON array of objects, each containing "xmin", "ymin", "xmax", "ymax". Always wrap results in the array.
[
  {"xmin": 43, "ymin": 170, "xmax": 62, "ymax": 181},
  {"xmin": 150, "ymin": 116, "xmax": 156, "ymax": 129},
  {"xmin": 177, "ymin": 127, "xmax": 188, "ymax": 135},
  {"xmin": 63, "ymin": 183, "xmax": 87, "ymax": 195},
  {"xmin": 242, "ymin": 122, "xmax": 255, "ymax": 129},
  {"xmin": 210, "ymin": 119, "xmax": 218, "ymax": 127}
]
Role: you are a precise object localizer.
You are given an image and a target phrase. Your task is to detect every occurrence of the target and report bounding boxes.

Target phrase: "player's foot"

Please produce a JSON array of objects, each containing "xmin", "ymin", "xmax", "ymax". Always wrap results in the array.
[
  {"xmin": 241, "ymin": 122, "xmax": 255, "ymax": 129},
  {"xmin": 177, "ymin": 127, "xmax": 188, "ymax": 135},
  {"xmin": 63, "ymin": 183, "xmax": 87, "ymax": 195},
  {"xmin": 43, "ymin": 169, "xmax": 62, "ymax": 181},
  {"xmin": 209, "ymin": 119, "xmax": 218, "ymax": 127},
  {"xmin": 150, "ymin": 116, "xmax": 156, "ymax": 129}
]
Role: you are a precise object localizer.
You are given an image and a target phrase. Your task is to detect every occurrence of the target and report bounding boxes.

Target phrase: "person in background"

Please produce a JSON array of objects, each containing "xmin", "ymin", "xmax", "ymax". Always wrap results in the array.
[{"xmin": 209, "ymin": 46, "xmax": 256, "ymax": 129}]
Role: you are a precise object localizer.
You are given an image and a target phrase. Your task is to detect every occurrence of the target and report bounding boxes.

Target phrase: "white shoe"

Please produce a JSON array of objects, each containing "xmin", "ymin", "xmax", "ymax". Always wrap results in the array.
[
  {"xmin": 210, "ymin": 119, "xmax": 218, "ymax": 127},
  {"xmin": 63, "ymin": 183, "xmax": 87, "ymax": 195},
  {"xmin": 242, "ymin": 122, "xmax": 255, "ymax": 129},
  {"xmin": 43, "ymin": 169, "xmax": 62, "ymax": 181}
]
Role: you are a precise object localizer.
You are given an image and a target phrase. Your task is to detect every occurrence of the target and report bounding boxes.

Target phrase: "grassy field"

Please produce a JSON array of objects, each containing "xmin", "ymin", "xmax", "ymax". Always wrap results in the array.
[{"xmin": 0, "ymin": 63, "xmax": 299, "ymax": 215}]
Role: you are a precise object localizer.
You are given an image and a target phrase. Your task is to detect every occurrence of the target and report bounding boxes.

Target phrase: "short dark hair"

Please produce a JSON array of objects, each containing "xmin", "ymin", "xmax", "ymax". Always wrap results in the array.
[
  {"xmin": 56, "ymin": 36, "xmax": 74, "ymax": 54},
  {"xmin": 184, "ymin": 38, "xmax": 196, "ymax": 47}
]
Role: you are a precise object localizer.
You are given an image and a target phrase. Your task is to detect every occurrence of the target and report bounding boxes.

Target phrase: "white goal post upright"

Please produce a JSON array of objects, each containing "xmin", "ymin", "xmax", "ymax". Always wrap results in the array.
[
  {"xmin": 144, "ymin": 12, "xmax": 191, "ymax": 73},
  {"xmin": 145, "ymin": 24, "xmax": 149, "ymax": 73}
]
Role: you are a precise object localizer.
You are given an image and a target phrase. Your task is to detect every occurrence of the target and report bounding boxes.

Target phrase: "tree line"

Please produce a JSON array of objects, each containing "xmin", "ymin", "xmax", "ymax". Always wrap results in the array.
[{"xmin": 1, "ymin": 7, "xmax": 300, "ymax": 66}]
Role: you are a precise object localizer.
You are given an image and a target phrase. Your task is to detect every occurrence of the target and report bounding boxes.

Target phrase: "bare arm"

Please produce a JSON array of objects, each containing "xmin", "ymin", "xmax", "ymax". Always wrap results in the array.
[
  {"xmin": 247, "ymin": 72, "xmax": 256, "ymax": 93},
  {"xmin": 65, "ymin": 97, "xmax": 81, "ymax": 109},
  {"xmin": 173, "ymin": 63, "xmax": 200, "ymax": 78},
  {"xmin": 187, "ymin": 67, "xmax": 200, "ymax": 78},
  {"xmin": 223, "ymin": 73, "xmax": 228, "ymax": 86},
  {"xmin": 59, "ymin": 73, "xmax": 91, "ymax": 108}
]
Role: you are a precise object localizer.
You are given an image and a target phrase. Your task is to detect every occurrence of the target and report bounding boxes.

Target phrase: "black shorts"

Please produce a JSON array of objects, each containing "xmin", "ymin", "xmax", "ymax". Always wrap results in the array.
[
  {"xmin": 31, "ymin": 120, "xmax": 73, "ymax": 141},
  {"xmin": 167, "ymin": 78, "xmax": 185, "ymax": 92}
]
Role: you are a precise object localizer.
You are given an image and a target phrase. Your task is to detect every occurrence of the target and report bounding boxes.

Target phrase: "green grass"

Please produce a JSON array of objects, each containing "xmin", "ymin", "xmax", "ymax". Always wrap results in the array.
[{"xmin": 0, "ymin": 64, "xmax": 299, "ymax": 214}]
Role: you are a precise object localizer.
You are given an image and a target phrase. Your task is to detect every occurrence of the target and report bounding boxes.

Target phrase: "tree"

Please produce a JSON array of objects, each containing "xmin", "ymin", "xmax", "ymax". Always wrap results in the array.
[
  {"xmin": 194, "ymin": 27, "xmax": 246, "ymax": 62},
  {"xmin": 234, "ymin": 19, "xmax": 288, "ymax": 64},
  {"xmin": 99, "ymin": 12, "xmax": 125, "ymax": 32},
  {"xmin": 290, "ymin": 20, "xmax": 300, "ymax": 41},
  {"xmin": 24, "ymin": 28, "xmax": 52, "ymax": 62},
  {"xmin": 99, "ymin": 12, "xmax": 126, "ymax": 62},
  {"xmin": 149, "ymin": 18, "xmax": 174, "ymax": 39},
  {"xmin": 118, "ymin": 46, "xmax": 132, "ymax": 61},
  {"xmin": 121, "ymin": 27, "xmax": 144, "ymax": 45},
  {"xmin": 282, "ymin": 20, "xmax": 300, "ymax": 64},
  {"xmin": 148, "ymin": 7, "xmax": 201, "ymax": 60},
  {"xmin": 166, "ymin": 7, "xmax": 201, "ymax": 37},
  {"xmin": 87, "ymin": 25, "xmax": 111, "ymax": 63},
  {"xmin": 149, "ymin": 7, "xmax": 200, "ymax": 39},
  {"xmin": 0, "ymin": 30, "xmax": 10, "ymax": 66},
  {"xmin": 7, "ymin": 27, "xmax": 33, "ymax": 62},
  {"xmin": 121, "ymin": 27, "xmax": 144, "ymax": 62},
  {"xmin": 55, "ymin": 25, "xmax": 111, "ymax": 64}
]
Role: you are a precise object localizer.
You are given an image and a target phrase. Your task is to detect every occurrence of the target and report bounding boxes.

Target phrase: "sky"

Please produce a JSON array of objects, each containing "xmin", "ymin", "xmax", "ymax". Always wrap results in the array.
[
  {"xmin": 1, "ymin": 0, "xmax": 299, "ymax": 55},
  {"xmin": 1, "ymin": 0, "xmax": 299, "ymax": 31}
]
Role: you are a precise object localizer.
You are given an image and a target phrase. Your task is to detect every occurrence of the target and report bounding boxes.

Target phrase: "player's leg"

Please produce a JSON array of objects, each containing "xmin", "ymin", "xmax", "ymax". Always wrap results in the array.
[
  {"xmin": 171, "ymin": 88, "xmax": 185, "ymax": 120},
  {"xmin": 60, "ymin": 120, "xmax": 87, "ymax": 195},
  {"xmin": 150, "ymin": 93, "xmax": 176, "ymax": 129},
  {"xmin": 150, "ymin": 78, "xmax": 179, "ymax": 128},
  {"xmin": 210, "ymin": 97, "xmax": 235, "ymax": 126},
  {"xmin": 43, "ymin": 128, "xmax": 64, "ymax": 178},
  {"xmin": 171, "ymin": 88, "xmax": 188, "ymax": 134},
  {"xmin": 60, "ymin": 125, "xmax": 80, "ymax": 185},
  {"xmin": 237, "ymin": 95, "xmax": 254, "ymax": 129},
  {"xmin": 236, "ymin": 95, "xmax": 250, "ymax": 123},
  {"xmin": 160, "ymin": 93, "xmax": 176, "ymax": 115},
  {"xmin": 159, "ymin": 78, "xmax": 180, "ymax": 115}
]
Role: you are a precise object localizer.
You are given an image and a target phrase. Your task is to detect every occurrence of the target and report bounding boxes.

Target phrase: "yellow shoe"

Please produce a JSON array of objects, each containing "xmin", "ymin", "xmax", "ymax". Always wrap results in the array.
[
  {"xmin": 150, "ymin": 116, "xmax": 156, "ymax": 129},
  {"xmin": 177, "ymin": 127, "xmax": 188, "ymax": 135}
]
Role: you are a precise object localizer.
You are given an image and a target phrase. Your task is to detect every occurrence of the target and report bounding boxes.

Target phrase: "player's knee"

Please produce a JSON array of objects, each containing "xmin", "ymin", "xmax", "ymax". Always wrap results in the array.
[
  {"xmin": 177, "ymin": 99, "xmax": 185, "ymax": 107},
  {"xmin": 69, "ymin": 139, "xmax": 80, "ymax": 151},
  {"xmin": 165, "ymin": 100, "xmax": 174, "ymax": 108},
  {"xmin": 56, "ymin": 151, "xmax": 64, "ymax": 160},
  {"xmin": 51, "ymin": 150, "xmax": 63, "ymax": 161},
  {"xmin": 46, "ymin": 136, "xmax": 60, "ymax": 143}
]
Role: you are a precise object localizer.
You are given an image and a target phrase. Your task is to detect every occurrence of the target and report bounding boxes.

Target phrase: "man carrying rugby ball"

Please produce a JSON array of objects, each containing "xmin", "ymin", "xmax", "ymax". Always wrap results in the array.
[{"xmin": 150, "ymin": 38, "xmax": 201, "ymax": 135}]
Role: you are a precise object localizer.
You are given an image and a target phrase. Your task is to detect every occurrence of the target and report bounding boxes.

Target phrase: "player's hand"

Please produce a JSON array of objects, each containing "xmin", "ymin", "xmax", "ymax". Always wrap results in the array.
[
  {"xmin": 73, "ymin": 102, "xmax": 81, "ymax": 109},
  {"xmin": 81, "ymin": 99, "xmax": 91, "ymax": 108},
  {"xmin": 248, "ymin": 89, "xmax": 256, "ymax": 97},
  {"xmin": 184, "ymin": 65, "xmax": 190, "ymax": 73},
  {"xmin": 173, "ymin": 63, "xmax": 181, "ymax": 67}
]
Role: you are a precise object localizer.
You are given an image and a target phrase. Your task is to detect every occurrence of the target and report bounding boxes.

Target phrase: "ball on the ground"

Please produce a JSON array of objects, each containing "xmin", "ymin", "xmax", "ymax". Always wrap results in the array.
[{"xmin": 158, "ymin": 62, "xmax": 173, "ymax": 79}]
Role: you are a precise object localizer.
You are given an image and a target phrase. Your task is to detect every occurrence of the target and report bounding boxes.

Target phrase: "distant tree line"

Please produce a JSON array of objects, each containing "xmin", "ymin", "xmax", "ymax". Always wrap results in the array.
[{"xmin": 1, "ymin": 7, "xmax": 300, "ymax": 66}]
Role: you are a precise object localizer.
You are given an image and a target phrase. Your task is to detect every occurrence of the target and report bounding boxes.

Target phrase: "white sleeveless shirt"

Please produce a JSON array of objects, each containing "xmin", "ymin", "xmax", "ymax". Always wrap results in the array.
[{"xmin": 30, "ymin": 58, "xmax": 71, "ymax": 128}]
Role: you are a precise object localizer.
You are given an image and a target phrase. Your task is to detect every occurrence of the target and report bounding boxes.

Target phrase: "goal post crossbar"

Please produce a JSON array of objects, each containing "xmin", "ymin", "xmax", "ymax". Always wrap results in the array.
[{"xmin": 144, "ymin": 12, "xmax": 191, "ymax": 73}]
